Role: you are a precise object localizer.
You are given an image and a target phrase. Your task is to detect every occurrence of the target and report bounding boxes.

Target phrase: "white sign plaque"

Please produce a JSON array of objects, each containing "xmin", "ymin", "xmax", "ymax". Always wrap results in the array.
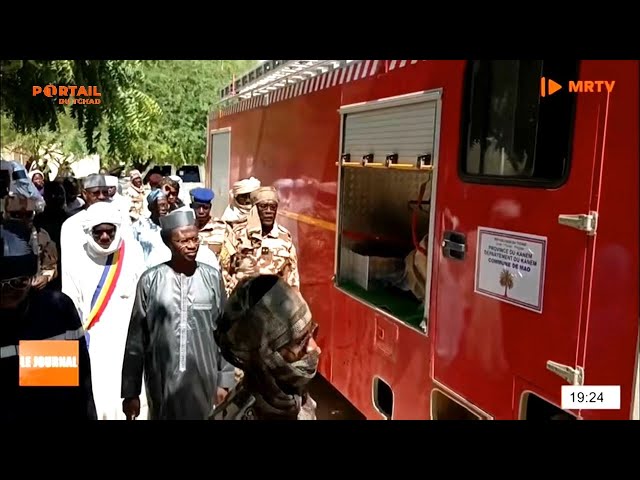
[{"xmin": 474, "ymin": 227, "xmax": 547, "ymax": 313}]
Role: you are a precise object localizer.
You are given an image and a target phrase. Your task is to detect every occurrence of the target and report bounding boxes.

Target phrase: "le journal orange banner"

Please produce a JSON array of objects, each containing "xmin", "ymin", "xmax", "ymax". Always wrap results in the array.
[{"xmin": 19, "ymin": 340, "xmax": 79, "ymax": 387}]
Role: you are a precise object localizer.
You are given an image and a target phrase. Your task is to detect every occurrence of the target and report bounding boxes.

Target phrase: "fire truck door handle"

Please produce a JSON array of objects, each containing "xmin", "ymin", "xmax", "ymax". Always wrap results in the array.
[{"xmin": 442, "ymin": 231, "xmax": 466, "ymax": 260}]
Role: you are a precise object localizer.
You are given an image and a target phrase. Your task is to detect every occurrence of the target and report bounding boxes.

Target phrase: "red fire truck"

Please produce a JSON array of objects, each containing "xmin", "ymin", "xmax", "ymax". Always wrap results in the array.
[{"xmin": 206, "ymin": 60, "xmax": 639, "ymax": 420}]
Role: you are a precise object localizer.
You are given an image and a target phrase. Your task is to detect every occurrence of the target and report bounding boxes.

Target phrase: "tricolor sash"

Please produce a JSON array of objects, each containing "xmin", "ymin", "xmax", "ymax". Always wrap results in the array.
[{"xmin": 84, "ymin": 242, "xmax": 126, "ymax": 331}]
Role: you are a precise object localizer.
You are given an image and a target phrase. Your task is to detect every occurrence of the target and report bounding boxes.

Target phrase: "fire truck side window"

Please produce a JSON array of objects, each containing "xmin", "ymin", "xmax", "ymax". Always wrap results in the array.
[
  {"xmin": 461, "ymin": 60, "xmax": 579, "ymax": 187},
  {"xmin": 335, "ymin": 92, "xmax": 441, "ymax": 333}
]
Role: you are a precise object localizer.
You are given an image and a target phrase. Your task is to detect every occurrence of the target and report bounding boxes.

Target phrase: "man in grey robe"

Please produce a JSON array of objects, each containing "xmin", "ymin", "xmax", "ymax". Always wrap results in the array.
[{"xmin": 120, "ymin": 208, "xmax": 236, "ymax": 420}]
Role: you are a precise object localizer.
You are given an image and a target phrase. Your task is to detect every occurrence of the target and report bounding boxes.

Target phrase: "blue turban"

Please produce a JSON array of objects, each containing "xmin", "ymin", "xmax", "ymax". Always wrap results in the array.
[{"xmin": 147, "ymin": 189, "xmax": 166, "ymax": 211}]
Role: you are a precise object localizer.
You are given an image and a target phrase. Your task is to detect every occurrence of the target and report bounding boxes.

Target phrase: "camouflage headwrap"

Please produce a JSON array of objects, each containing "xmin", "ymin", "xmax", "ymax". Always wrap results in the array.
[
  {"xmin": 214, "ymin": 275, "xmax": 319, "ymax": 419},
  {"xmin": 250, "ymin": 186, "xmax": 279, "ymax": 205}
]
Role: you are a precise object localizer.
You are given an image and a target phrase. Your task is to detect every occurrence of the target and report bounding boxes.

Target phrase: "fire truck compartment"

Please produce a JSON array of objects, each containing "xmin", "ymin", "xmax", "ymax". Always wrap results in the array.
[
  {"xmin": 335, "ymin": 90, "xmax": 439, "ymax": 332},
  {"xmin": 336, "ymin": 167, "xmax": 432, "ymax": 330}
]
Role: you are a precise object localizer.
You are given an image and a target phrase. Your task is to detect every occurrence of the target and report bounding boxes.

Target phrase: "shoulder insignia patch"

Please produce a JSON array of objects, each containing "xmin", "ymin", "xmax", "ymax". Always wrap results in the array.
[{"xmin": 277, "ymin": 224, "xmax": 292, "ymax": 239}]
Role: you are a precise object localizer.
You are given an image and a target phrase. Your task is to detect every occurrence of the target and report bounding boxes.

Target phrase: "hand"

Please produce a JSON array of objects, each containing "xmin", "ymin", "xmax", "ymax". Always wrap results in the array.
[
  {"xmin": 216, "ymin": 387, "xmax": 229, "ymax": 405},
  {"xmin": 123, "ymin": 397, "xmax": 140, "ymax": 420},
  {"xmin": 31, "ymin": 275, "xmax": 49, "ymax": 290}
]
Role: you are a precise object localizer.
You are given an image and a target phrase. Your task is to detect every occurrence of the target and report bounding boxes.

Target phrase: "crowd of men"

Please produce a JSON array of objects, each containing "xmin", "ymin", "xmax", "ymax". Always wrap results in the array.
[{"xmin": 1, "ymin": 162, "xmax": 320, "ymax": 421}]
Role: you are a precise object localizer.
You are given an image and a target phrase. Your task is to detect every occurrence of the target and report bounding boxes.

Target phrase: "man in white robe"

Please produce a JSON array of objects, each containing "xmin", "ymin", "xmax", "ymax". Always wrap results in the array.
[
  {"xmin": 61, "ymin": 201, "xmax": 148, "ymax": 420},
  {"xmin": 60, "ymin": 175, "xmax": 134, "ymax": 279},
  {"xmin": 59, "ymin": 174, "xmax": 111, "ymax": 270},
  {"xmin": 132, "ymin": 189, "xmax": 170, "ymax": 268},
  {"xmin": 220, "ymin": 177, "xmax": 261, "ymax": 226}
]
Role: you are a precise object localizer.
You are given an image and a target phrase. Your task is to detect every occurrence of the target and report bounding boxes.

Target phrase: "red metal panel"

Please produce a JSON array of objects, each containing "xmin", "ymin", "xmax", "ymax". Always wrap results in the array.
[
  {"xmin": 579, "ymin": 61, "xmax": 639, "ymax": 420},
  {"xmin": 431, "ymin": 60, "xmax": 627, "ymax": 419}
]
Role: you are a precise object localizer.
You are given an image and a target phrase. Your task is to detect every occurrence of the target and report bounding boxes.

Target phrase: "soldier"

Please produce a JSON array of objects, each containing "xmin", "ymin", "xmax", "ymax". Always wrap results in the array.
[
  {"xmin": 220, "ymin": 186, "xmax": 299, "ymax": 296},
  {"xmin": 220, "ymin": 177, "xmax": 261, "ymax": 226},
  {"xmin": 126, "ymin": 169, "xmax": 145, "ymax": 222},
  {"xmin": 211, "ymin": 275, "xmax": 320, "ymax": 420},
  {"xmin": 189, "ymin": 187, "xmax": 228, "ymax": 257}
]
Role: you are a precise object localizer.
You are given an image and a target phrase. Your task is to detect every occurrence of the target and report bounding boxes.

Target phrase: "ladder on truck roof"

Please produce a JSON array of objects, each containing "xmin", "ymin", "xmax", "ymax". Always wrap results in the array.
[{"xmin": 219, "ymin": 60, "xmax": 358, "ymax": 102}]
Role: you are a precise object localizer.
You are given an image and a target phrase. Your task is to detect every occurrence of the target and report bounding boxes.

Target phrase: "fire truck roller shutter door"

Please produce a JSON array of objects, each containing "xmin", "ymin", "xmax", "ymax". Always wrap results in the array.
[
  {"xmin": 209, "ymin": 129, "xmax": 231, "ymax": 219},
  {"xmin": 335, "ymin": 89, "xmax": 441, "ymax": 333}
]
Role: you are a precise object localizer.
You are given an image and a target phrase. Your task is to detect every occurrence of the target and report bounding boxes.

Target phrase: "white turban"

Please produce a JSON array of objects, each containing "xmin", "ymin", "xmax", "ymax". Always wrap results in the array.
[
  {"xmin": 221, "ymin": 177, "xmax": 262, "ymax": 223},
  {"xmin": 105, "ymin": 175, "xmax": 118, "ymax": 187},
  {"xmin": 83, "ymin": 202, "xmax": 123, "ymax": 256},
  {"xmin": 232, "ymin": 177, "xmax": 261, "ymax": 196}
]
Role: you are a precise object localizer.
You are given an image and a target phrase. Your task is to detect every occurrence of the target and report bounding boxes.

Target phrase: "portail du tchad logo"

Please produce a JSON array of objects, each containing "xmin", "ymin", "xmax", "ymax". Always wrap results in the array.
[
  {"xmin": 32, "ymin": 85, "xmax": 102, "ymax": 105},
  {"xmin": 19, "ymin": 340, "xmax": 79, "ymax": 387}
]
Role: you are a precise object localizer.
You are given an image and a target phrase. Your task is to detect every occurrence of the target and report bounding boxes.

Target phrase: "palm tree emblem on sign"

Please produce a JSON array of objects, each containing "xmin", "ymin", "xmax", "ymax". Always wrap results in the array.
[{"xmin": 499, "ymin": 268, "xmax": 514, "ymax": 297}]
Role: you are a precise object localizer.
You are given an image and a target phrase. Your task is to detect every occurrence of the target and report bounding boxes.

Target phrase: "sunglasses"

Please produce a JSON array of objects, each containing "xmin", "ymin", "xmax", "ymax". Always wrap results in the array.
[
  {"xmin": 1, "ymin": 276, "xmax": 31, "ymax": 289},
  {"xmin": 92, "ymin": 226, "xmax": 116, "ymax": 239}
]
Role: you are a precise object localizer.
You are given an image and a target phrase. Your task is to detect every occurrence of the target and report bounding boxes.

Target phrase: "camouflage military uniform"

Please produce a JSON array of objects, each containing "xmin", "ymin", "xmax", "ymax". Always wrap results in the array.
[
  {"xmin": 198, "ymin": 219, "xmax": 229, "ymax": 256},
  {"xmin": 36, "ymin": 227, "xmax": 58, "ymax": 281},
  {"xmin": 211, "ymin": 275, "xmax": 319, "ymax": 421},
  {"xmin": 126, "ymin": 185, "xmax": 145, "ymax": 221},
  {"xmin": 220, "ymin": 221, "xmax": 299, "ymax": 297},
  {"xmin": 211, "ymin": 382, "xmax": 317, "ymax": 420},
  {"xmin": 219, "ymin": 220, "xmax": 242, "ymax": 295}
]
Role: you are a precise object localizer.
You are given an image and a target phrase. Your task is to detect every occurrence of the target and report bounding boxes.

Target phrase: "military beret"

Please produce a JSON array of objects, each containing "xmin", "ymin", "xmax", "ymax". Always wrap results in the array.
[{"xmin": 190, "ymin": 187, "xmax": 214, "ymax": 204}]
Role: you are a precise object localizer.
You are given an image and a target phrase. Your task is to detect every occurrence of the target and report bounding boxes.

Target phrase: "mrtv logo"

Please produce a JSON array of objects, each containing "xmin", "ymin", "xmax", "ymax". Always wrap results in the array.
[
  {"xmin": 540, "ymin": 77, "xmax": 615, "ymax": 97},
  {"xmin": 32, "ymin": 85, "xmax": 102, "ymax": 105}
]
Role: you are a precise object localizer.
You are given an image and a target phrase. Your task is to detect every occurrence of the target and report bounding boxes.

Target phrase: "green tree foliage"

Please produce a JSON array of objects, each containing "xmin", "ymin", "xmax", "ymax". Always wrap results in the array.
[
  {"xmin": 110, "ymin": 60, "xmax": 256, "ymax": 170},
  {"xmin": 0, "ymin": 60, "xmax": 161, "ymax": 158},
  {"xmin": 1, "ymin": 113, "xmax": 88, "ymax": 178},
  {"xmin": 1, "ymin": 60, "xmax": 256, "ymax": 174}
]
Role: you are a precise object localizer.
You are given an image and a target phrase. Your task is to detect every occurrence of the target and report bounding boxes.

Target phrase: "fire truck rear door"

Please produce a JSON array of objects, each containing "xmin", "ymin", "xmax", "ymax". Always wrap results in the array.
[{"xmin": 432, "ymin": 60, "xmax": 605, "ymax": 418}]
